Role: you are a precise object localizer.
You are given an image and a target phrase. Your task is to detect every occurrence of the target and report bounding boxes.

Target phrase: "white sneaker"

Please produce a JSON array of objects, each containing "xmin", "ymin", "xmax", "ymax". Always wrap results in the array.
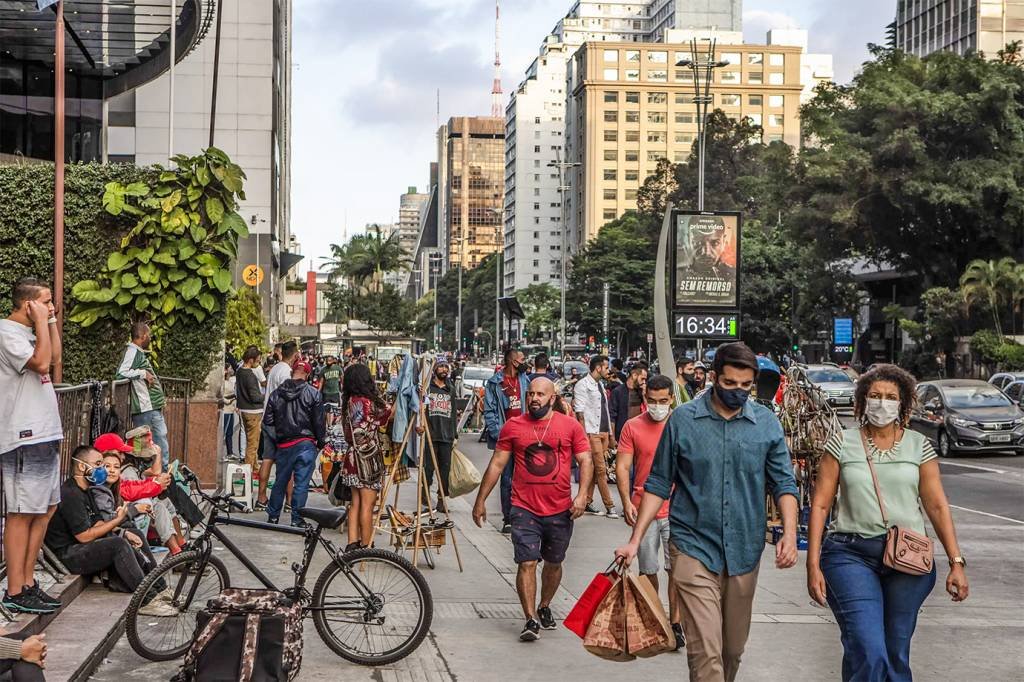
[
  {"xmin": 139, "ymin": 597, "xmax": 180, "ymax": 617},
  {"xmin": 605, "ymin": 506, "xmax": 620, "ymax": 520}
]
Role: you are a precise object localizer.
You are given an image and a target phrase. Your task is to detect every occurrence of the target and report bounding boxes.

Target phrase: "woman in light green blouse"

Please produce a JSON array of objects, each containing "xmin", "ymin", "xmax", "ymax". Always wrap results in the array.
[{"xmin": 806, "ymin": 364, "xmax": 968, "ymax": 682}]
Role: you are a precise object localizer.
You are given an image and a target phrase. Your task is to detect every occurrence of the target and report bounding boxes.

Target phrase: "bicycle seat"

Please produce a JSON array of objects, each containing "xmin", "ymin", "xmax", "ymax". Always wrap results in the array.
[{"xmin": 297, "ymin": 506, "xmax": 348, "ymax": 529}]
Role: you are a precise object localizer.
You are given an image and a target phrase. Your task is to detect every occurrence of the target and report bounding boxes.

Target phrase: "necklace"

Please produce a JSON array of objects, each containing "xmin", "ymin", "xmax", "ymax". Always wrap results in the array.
[{"xmin": 532, "ymin": 415, "xmax": 554, "ymax": 446}]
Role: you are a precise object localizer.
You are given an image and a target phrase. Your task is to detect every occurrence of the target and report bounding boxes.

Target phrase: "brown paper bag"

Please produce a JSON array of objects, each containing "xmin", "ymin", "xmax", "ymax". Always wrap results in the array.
[
  {"xmin": 624, "ymin": 573, "xmax": 674, "ymax": 658},
  {"xmin": 582, "ymin": 574, "xmax": 635, "ymax": 661}
]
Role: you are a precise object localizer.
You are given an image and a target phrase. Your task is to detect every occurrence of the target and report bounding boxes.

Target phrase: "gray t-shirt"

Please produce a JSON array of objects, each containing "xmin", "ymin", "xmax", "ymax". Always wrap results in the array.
[
  {"xmin": 264, "ymin": 361, "xmax": 292, "ymax": 408},
  {"xmin": 0, "ymin": 319, "xmax": 62, "ymax": 454}
]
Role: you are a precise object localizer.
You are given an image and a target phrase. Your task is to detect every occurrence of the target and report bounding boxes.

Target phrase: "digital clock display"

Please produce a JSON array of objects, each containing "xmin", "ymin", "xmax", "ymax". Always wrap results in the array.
[{"xmin": 675, "ymin": 313, "xmax": 739, "ymax": 339}]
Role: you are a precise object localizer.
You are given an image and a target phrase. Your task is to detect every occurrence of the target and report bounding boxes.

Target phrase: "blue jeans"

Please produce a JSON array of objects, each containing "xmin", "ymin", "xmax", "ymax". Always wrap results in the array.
[
  {"xmin": 267, "ymin": 440, "xmax": 316, "ymax": 526},
  {"xmin": 821, "ymin": 533, "xmax": 936, "ymax": 682},
  {"xmin": 134, "ymin": 409, "xmax": 170, "ymax": 469},
  {"xmin": 499, "ymin": 457, "xmax": 515, "ymax": 524}
]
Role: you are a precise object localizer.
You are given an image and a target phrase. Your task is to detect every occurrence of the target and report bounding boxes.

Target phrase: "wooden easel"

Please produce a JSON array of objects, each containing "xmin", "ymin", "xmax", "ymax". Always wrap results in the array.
[{"xmin": 374, "ymin": 355, "xmax": 463, "ymax": 571}]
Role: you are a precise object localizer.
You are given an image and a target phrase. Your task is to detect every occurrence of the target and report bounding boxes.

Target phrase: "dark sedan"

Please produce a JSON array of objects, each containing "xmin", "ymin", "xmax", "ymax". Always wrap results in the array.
[{"xmin": 909, "ymin": 380, "xmax": 1024, "ymax": 457}]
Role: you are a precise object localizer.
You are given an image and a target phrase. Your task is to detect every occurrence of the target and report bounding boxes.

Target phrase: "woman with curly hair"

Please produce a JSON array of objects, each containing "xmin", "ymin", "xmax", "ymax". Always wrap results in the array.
[
  {"xmin": 340, "ymin": 363, "xmax": 392, "ymax": 551},
  {"xmin": 806, "ymin": 364, "xmax": 969, "ymax": 681}
]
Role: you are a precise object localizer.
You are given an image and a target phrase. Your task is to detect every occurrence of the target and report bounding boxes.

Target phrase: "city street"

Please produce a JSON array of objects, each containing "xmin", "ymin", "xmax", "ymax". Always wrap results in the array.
[{"xmin": 94, "ymin": 432, "xmax": 1024, "ymax": 681}]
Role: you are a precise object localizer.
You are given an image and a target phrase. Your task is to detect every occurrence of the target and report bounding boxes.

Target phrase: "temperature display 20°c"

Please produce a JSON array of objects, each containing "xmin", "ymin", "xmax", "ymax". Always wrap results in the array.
[{"xmin": 675, "ymin": 313, "xmax": 739, "ymax": 339}]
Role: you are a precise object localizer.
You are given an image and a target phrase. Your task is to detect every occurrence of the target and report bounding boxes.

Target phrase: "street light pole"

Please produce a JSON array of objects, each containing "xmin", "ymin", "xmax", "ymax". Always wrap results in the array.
[
  {"xmin": 488, "ymin": 207, "xmax": 504, "ymax": 354},
  {"xmin": 455, "ymin": 237, "xmax": 464, "ymax": 353},
  {"xmin": 676, "ymin": 38, "xmax": 729, "ymax": 212},
  {"xmin": 548, "ymin": 150, "xmax": 580, "ymax": 356}
]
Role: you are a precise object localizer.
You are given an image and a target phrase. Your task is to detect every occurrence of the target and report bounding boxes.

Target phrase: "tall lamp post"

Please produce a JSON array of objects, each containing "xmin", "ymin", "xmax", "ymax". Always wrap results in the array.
[
  {"xmin": 676, "ymin": 38, "xmax": 729, "ymax": 211},
  {"xmin": 454, "ymin": 236, "xmax": 464, "ymax": 353},
  {"xmin": 488, "ymin": 207, "xmax": 504, "ymax": 353},
  {"xmin": 429, "ymin": 254, "xmax": 442, "ymax": 349},
  {"xmin": 547, "ymin": 150, "xmax": 580, "ymax": 356}
]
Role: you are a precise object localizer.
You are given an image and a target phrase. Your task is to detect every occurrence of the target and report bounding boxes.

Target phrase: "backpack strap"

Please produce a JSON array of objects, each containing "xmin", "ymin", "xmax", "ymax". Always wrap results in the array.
[
  {"xmin": 181, "ymin": 612, "xmax": 228, "ymax": 679},
  {"xmin": 239, "ymin": 612, "xmax": 261, "ymax": 681}
]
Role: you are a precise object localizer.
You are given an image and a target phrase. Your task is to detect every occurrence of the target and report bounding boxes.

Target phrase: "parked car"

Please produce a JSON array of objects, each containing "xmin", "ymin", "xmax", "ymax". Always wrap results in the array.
[
  {"xmin": 988, "ymin": 372, "xmax": 1024, "ymax": 390},
  {"xmin": 803, "ymin": 364, "xmax": 857, "ymax": 408},
  {"xmin": 1004, "ymin": 380, "xmax": 1024, "ymax": 406},
  {"xmin": 909, "ymin": 380, "xmax": 1024, "ymax": 457},
  {"xmin": 457, "ymin": 365, "xmax": 494, "ymax": 399}
]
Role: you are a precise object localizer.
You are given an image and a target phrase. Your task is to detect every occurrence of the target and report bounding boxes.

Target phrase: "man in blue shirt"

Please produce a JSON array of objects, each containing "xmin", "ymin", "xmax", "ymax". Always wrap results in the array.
[{"xmin": 616, "ymin": 342, "xmax": 798, "ymax": 682}]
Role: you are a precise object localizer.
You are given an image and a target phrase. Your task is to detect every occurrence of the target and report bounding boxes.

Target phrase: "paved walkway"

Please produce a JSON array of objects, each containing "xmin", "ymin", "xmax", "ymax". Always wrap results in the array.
[{"xmin": 93, "ymin": 435, "xmax": 1024, "ymax": 681}]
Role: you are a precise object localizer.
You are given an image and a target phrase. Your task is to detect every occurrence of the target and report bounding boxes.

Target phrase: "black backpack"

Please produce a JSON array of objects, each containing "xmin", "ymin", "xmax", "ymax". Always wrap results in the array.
[{"xmin": 173, "ymin": 588, "xmax": 303, "ymax": 682}]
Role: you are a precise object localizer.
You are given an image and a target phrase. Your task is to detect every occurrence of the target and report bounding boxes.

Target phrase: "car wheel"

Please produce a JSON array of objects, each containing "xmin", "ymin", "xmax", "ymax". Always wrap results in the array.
[{"xmin": 937, "ymin": 430, "xmax": 955, "ymax": 458}]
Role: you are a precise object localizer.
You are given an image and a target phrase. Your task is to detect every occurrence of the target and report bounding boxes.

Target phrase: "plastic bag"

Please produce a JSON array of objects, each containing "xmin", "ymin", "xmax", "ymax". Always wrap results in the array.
[{"xmin": 447, "ymin": 447, "xmax": 481, "ymax": 498}]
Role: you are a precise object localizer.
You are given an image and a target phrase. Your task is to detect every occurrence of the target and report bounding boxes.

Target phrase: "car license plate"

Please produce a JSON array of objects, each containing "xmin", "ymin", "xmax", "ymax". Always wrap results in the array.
[
  {"xmin": 835, "ymin": 397, "xmax": 851, "ymax": 405},
  {"xmin": 990, "ymin": 434, "xmax": 1012, "ymax": 443}
]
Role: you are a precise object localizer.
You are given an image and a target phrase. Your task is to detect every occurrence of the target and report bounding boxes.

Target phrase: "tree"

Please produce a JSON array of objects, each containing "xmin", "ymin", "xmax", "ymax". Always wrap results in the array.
[
  {"xmin": 225, "ymin": 287, "xmax": 269, "ymax": 358},
  {"xmin": 515, "ymin": 284, "xmax": 559, "ymax": 342},
  {"xmin": 431, "ymin": 252, "xmax": 500, "ymax": 350},
  {"xmin": 793, "ymin": 47, "xmax": 1024, "ymax": 287},
  {"xmin": 320, "ymin": 225, "xmax": 410, "ymax": 293},
  {"xmin": 327, "ymin": 283, "xmax": 416, "ymax": 343},
  {"xmin": 960, "ymin": 257, "xmax": 1016, "ymax": 337}
]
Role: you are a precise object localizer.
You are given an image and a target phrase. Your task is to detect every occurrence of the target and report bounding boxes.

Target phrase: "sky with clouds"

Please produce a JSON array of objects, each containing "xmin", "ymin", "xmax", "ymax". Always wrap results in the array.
[{"xmin": 290, "ymin": 0, "xmax": 893, "ymax": 266}]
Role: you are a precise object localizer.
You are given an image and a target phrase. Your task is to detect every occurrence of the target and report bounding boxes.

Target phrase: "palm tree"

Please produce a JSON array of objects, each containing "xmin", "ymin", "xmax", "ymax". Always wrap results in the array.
[
  {"xmin": 318, "ymin": 226, "xmax": 411, "ymax": 293},
  {"xmin": 960, "ymin": 257, "xmax": 1016, "ymax": 338}
]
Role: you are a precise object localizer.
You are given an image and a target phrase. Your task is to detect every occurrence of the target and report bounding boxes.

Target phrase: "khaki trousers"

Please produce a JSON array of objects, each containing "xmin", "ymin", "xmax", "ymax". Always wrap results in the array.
[
  {"xmin": 585, "ymin": 433, "xmax": 615, "ymax": 508},
  {"xmin": 241, "ymin": 411, "xmax": 263, "ymax": 470},
  {"xmin": 670, "ymin": 545, "xmax": 760, "ymax": 682}
]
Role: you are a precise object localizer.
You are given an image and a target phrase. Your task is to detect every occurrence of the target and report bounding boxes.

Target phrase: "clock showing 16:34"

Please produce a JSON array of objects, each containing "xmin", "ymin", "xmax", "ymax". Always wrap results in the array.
[{"xmin": 675, "ymin": 313, "xmax": 740, "ymax": 339}]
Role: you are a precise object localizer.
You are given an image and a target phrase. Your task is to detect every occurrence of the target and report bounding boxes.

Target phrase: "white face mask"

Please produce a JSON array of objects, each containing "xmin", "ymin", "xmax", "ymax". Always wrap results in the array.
[
  {"xmin": 864, "ymin": 398, "xmax": 901, "ymax": 427},
  {"xmin": 647, "ymin": 403, "xmax": 672, "ymax": 422}
]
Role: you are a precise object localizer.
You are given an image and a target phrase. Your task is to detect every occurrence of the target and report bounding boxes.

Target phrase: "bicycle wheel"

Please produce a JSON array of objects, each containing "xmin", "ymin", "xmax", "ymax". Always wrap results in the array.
[
  {"xmin": 125, "ymin": 550, "xmax": 230, "ymax": 661},
  {"xmin": 312, "ymin": 547, "xmax": 433, "ymax": 666}
]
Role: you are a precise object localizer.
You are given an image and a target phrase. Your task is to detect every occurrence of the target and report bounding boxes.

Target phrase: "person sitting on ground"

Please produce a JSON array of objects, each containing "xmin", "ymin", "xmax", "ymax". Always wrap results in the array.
[
  {"xmin": 94, "ymin": 433, "xmax": 184, "ymax": 555},
  {"xmin": 0, "ymin": 634, "xmax": 46, "ymax": 681},
  {"xmin": 44, "ymin": 446, "xmax": 152, "ymax": 596},
  {"xmin": 91, "ymin": 454, "xmax": 160, "ymax": 572}
]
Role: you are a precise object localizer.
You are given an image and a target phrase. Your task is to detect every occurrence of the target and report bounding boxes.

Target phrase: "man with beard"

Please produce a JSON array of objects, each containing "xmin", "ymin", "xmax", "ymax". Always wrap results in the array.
[
  {"xmin": 418, "ymin": 359, "xmax": 458, "ymax": 511},
  {"xmin": 117, "ymin": 323, "xmax": 169, "ymax": 468},
  {"xmin": 674, "ymin": 358, "xmax": 698, "ymax": 405},
  {"xmin": 474, "ymin": 377, "xmax": 592, "ymax": 642}
]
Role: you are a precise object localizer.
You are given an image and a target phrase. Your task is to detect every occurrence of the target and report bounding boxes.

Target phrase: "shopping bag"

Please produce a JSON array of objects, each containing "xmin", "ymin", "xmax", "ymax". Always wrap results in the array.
[
  {"xmin": 582, "ymin": 573, "xmax": 634, "ymax": 662},
  {"xmin": 624, "ymin": 573, "xmax": 674, "ymax": 658},
  {"xmin": 564, "ymin": 562, "xmax": 618, "ymax": 639},
  {"xmin": 447, "ymin": 447, "xmax": 481, "ymax": 498}
]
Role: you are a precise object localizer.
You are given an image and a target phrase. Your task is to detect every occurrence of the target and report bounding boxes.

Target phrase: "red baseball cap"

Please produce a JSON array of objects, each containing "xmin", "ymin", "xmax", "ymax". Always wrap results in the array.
[
  {"xmin": 94, "ymin": 433, "xmax": 132, "ymax": 453},
  {"xmin": 293, "ymin": 361, "xmax": 312, "ymax": 376}
]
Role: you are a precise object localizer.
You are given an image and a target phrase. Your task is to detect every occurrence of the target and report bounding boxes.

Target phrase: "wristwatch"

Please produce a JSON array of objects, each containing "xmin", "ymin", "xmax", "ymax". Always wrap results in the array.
[{"xmin": 948, "ymin": 556, "xmax": 967, "ymax": 568}]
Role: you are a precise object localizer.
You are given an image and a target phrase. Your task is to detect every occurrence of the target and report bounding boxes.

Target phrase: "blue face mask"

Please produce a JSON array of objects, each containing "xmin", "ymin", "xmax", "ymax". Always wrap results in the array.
[
  {"xmin": 74, "ymin": 458, "xmax": 108, "ymax": 486},
  {"xmin": 714, "ymin": 383, "xmax": 750, "ymax": 410}
]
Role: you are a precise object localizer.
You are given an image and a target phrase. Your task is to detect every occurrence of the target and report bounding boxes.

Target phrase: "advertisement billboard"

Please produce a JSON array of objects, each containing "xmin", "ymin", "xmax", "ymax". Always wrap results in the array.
[{"xmin": 672, "ymin": 211, "xmax": 741, "ymax": 309}]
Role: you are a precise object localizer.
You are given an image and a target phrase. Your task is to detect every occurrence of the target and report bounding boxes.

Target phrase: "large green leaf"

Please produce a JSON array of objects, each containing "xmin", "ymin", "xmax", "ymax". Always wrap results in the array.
[
  {"xmin": 135, "ymin": 295, "xmax": 151, "ymax": 311},
  {"xmin": 138, "ymin": 262, "xmax": 157, "ymax": 284},
  {"xmin": 167, "ymin": 268, "xmax": 188, "ymax": 282},
  {"xmin": 196, "ymin": 164, "xmax": 211, "ymax": 186},
  {"xmin": 212, "ymin": 269, "xmax": 232, "ymax": 293},
  {"xmin": 161, "ymin": 292, "xmax": 178, "ymax": 314},
  {"xmin": 161, "ymin": 189, "xmax": 182, "ymax": 213},
  {"xmin": 115, "ymin": 291, "xmax": 132, "ymax": 306},
  {"xmin": 177, "ymin": 243, "xmax": 197, "ymax": 260},
  {"xmin": 198, "ymin": 292, "xmax": 216, "ymax": 312},
  {"xmin": 222, "ymin": 211, "xmax": 248, "ymax": 237},
  {"xmin": 124, "ymin": 181, "xmax": 149, "ymax": 197},
  {"xmin": 205, "ymin": 197, "xmax": 224, "ymax": 224},
  {"xmin": 197, "ymin": 264, "xmax": 216, "ymax": 277},
  {"xmin": 152, "ymin": 251, "xmax": 176, "ymax": 266},
  {"xmin": 102, "ymin": 183, "xmax": 125, "ymax": 215},
  {"xmin": 190, "ymin": 224, "xmax": 208, "ymax": 243},
  {"xmin": 179, "ymin": 277, "xmax": 202, "ymax": 301},
  {"xmin": 77, "ymin": 288, "xmax": 117, "ymax": 303},
  {"xmin": 121, "ymin": 273, "xmax": 139, "ymax": 289},
  {"xmin": 107, "ymin": 252, "xmax": 131, "ymax": 271},
  {"xmin": 137, "ymin": 246, "xmax": 154, "ymax": 264},
  {"xmin": 68, "ymin": 307, "xmax": 100, "ymax": 328},
  {"xmin": 71, "ymin": 280, "xmax": 100, "ymax": 297}
]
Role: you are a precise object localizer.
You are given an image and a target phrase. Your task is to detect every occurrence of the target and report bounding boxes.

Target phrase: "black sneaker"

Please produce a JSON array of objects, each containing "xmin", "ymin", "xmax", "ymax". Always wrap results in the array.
[
  {"xmin": 501, "ymin": 522, "xmax": 512, "ymax": 534},
  {"xmin": 290, "ymin": 520, "xmax": 311, "ymax": 529},
  {"xmin": 519, "ymin": 618, "xmax": 541, "ymax": 641},
  {"xmin": 29, "ymin": 582, "xmax": 61, "ymax": 607},
  {"xmin": 672, "ymin": 623, "xmax": 685, "ymax": 650},
  {"xmin": 2, "ymin": 589, "xmax": 57, "ymax": 614},
  {"xmin": 584, "ymin": 503, "xmax": 603, "ymax": 516},
  {"xmin": 537, "ymin": 606, "xmax": 557, "ymax": 630}
]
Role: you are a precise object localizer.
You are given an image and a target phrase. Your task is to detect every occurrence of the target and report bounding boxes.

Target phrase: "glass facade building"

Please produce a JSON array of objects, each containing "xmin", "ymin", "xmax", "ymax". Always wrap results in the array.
[{"xmin": 896, "ymin": 0, "xmax": 1024, "ymax": 57}]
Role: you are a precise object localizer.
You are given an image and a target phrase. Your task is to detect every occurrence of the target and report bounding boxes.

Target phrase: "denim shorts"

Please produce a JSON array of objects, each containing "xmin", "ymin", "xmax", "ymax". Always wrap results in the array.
[
  {"xmin": 1, "ymin": 440, "xmax": 61, "ymax": 514},
  {"xmin": 510, "ymin": 506, "xmax": 574, "ymax": 564}
]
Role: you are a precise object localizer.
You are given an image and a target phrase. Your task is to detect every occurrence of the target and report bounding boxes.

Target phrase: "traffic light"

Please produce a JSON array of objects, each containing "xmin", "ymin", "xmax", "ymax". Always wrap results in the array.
[{"xmin": 792, "ymin": 344, "xmax": 799, "ymax": 352}]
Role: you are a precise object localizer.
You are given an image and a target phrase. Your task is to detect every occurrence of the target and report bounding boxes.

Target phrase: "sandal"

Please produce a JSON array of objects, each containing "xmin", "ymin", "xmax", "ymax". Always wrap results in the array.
[{"xmin": 253, "ymin": 500, "xmax": 268, "ymax": 511}]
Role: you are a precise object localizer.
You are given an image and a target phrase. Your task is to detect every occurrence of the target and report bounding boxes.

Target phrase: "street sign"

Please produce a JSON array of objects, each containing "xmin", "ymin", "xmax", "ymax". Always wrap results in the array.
[
  {"xmin": 833, "ymin": 318, "xmax": 854, "ymax": 345},
  {"xmin": 675, "ymin": 312, "xmax": 740, "ymax": 340},
  {"xmin": 646, "ymin": 333, "xmax": 653, "ymax": 343},
  {"xmin": 242, "ymin": 264, "xmax": 264, "ymax": 287}
]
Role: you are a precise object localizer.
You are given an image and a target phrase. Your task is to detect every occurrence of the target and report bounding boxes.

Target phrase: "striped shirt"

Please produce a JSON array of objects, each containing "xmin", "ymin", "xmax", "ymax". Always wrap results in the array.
[{"xmin": 116, "ymin": 343, "xmax": 165, "ymax": 414}]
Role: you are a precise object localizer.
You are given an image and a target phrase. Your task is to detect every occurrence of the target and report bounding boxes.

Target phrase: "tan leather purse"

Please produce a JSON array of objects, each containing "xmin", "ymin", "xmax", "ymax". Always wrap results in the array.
[{"xmin": 860, "ymin": 430, "xmax": 935, "ymax": 576}]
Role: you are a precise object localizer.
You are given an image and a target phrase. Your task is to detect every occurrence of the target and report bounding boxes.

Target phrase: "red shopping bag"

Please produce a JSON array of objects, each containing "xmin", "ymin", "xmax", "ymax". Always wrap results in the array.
[{"xmin": 564, "ymin": 562, "xmax": 619, "ymax": 639}]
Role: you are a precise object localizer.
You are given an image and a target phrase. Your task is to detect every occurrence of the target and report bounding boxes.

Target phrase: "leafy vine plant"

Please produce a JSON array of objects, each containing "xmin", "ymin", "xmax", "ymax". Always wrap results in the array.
[{"xmin": 69, "ymin": 148, "xmax": 249, "ymax": 358}]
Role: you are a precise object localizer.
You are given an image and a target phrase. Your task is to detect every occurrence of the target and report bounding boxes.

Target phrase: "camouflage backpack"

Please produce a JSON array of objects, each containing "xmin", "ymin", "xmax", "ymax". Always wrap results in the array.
[{"xmin": 174, "ymin": 588, "xmax": 303, "ymax": 681}]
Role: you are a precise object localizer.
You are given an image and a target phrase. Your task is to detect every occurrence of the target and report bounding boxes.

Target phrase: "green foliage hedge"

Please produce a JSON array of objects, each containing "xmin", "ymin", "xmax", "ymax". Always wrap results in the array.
[{"xmin": 0, "ymin": 163, "xmax": 223, "ymax": 390}]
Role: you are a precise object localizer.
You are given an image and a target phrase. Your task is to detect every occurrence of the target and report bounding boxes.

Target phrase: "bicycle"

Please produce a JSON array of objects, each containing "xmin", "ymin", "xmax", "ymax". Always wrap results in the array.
[{"xmin": 124, "ymin": 465, "xmax": 433, "ymax": 667}]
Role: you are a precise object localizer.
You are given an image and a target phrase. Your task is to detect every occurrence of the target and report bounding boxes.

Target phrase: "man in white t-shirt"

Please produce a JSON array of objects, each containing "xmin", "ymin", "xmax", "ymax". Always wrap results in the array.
[
  {"xmin": 0, "ymin": 278, "xmax": 64, "ymax": 614},
  {"xmin": 255, "ymin": 340, "xmax": 297, "ymax": 509}
]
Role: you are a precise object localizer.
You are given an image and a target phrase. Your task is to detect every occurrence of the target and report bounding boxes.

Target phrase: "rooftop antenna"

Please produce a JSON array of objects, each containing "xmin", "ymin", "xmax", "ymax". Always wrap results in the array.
[{"xmin": 491, "ymin": 0, "xmax": 502, "ymax": 118}]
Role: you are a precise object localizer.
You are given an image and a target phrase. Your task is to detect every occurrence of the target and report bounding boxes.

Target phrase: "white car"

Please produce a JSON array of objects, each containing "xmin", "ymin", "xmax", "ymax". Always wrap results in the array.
[
  {"xmin": 457, "ymin": 365, "xmax": 494, "ymax": 399},
  {"xmin": 988, "ymin": 372, "xmax": 1024, "ymax": 390}
]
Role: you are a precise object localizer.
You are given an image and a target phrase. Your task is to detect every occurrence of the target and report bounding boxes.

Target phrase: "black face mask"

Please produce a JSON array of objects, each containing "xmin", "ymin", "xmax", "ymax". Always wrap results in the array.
[
  {"xmin": 682, "ymin": 372, "xmax": 696, "ymax": 384},
  {"xmin": 528, "ymin": 403, "xmax": 552, "ymax": 420},
  {"xmin": 517, "ymin": 363, "xmax": 529, "ymax": 374},
  {"xmin": 714, "ymin": 383, "xmax": 750, "ymax": 410}
]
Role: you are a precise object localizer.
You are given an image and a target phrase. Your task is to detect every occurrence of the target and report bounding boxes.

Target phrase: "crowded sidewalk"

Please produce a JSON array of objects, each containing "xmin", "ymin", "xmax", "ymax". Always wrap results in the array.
[{"xmin": 91, "ymin": 435, "xmax": 1023, "ymax": 681}]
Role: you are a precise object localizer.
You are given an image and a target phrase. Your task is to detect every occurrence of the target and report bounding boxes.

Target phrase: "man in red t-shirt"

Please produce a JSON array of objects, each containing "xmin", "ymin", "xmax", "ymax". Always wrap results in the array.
[
  {"xmin": 614, "ymin": 374, "xmax": 684, "ymax": 650},
  {"xmin": 474, "ymin": 377, "xmax": 593, "ymax": 642}
]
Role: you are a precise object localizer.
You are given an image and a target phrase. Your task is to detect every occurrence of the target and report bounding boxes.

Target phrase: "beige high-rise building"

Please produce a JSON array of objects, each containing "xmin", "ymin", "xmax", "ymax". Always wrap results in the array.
[
  {"xmin": 438, "ymin": 116, "xmax": 505, "ymax": 270},
  {"xmin": 566, "ymin": 40, "xmax": 803, "ymax": 244}
]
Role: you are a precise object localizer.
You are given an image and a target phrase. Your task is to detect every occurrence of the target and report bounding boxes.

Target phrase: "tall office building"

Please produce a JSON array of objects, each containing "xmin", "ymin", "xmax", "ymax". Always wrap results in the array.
[
  {"xmin": 565, "ymin": 38, "xmax": 805, "ymax": 245},
  {"xmin": 647, "ymin": 0, "xmax": 742, "ymax": 36},
  {"xmin": 108, "ymin": 0, "xmax": 294, "ymax": 325},
  {"xmin": 895, "ymin": 0, "xmax": 1024, "ymax": 57},
  {"xmin": 438, "ymin": 116, "xmax": 505, "ymax": 271},
  {"xmin": 398, "ymin": 187, "xmax": 429, "ymax": 258}
]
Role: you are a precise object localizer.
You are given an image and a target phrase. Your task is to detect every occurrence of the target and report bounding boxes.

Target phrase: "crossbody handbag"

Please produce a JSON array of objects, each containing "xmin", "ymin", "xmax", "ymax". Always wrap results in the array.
[{"xmin": 859, "ymin": 429, "xmax": 934, "ymax": 576}]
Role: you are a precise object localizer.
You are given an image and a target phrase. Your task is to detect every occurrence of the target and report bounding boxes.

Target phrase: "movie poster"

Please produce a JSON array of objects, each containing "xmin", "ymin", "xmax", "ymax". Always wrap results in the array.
[{"xmin": 674, "ymin": 212, "xmax": 740, "ymax": 308}]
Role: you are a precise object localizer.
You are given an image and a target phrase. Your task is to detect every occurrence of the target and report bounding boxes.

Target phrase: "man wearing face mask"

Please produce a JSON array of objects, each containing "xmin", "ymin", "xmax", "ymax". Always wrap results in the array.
[
  {"xmin": 675, "ymin": 358, "xmax": 697, "ymax": 405},
  {"xmin": 615, "ymin": 343, "xmax": 799, "ymax": 682},
  {"xmin": 44, "ymin": 446, "xmax": 148, "ymax": 597},
  {"xmin": 615, "ymin": 374, "xmax": 685, "ymax": 650},
  {"xmin": 473, "ymin": 378, "xmax": 593, "ymax": 641},
  {"xmin": 483, "ymin": 348, "xmax": 532, "ymax": 533},
  {"xmin": 420, "ymin": 359, "xmax": 458, "ymax": 511}
]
